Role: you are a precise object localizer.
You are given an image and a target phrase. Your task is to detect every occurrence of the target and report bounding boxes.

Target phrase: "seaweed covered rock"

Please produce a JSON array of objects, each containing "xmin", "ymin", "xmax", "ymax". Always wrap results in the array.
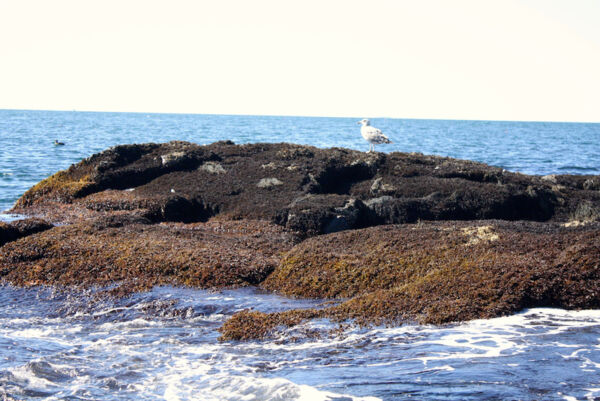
[
  {"xmin": 0, "ymin": 218, "xmax": 53, "ymax": 247},
  {"xmin": 11, "ymin": 142, "xmax": 600, "ymax": 235},
  {"xmin": 3, "ymin": 141, "xmax": 600, "ymax": 338},
  {"xmin": 0, "ymin": 219, "xmax": 294, "ymax": 292},
  {"xmin": 218, "ymin": 220, "xmax": 600, "ymax": 340}
]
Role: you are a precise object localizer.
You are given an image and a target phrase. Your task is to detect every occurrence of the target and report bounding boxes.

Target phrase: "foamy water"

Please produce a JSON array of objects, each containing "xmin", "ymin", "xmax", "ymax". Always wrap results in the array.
[{"xmin": 1, "ymin": 286, "xmax": 599, "ymax": 400}]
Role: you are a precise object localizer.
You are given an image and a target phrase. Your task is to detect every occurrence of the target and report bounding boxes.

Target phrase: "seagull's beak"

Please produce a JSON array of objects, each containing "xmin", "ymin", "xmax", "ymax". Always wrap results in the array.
[{"xmin": 357, "ymin": 121, "xmax": 362, "ymax": 124}]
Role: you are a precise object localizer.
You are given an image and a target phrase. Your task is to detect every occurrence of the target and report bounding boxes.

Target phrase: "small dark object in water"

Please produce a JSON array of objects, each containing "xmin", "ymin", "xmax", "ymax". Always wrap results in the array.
[{"xmin": 54, "ymin": 140, "xmax": 65, "ymax": 146}]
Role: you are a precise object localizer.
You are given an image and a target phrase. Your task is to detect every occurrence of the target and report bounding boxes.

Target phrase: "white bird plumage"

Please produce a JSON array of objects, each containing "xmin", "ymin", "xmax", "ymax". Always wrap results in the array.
[{"xmin": 358, "ymin": 119, "xmax": 391, "ymax": 152}]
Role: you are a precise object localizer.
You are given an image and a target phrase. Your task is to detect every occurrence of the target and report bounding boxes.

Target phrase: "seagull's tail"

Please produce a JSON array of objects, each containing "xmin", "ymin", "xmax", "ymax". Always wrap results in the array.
[{"xmin": 383, "ymin": 136, "xmax": 392, "ymax": 144}]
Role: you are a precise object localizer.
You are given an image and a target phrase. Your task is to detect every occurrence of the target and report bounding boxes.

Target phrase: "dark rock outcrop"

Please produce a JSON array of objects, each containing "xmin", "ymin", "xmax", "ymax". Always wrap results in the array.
[
  {"xmin": 0, "ymin": 218, "xmax": 53, "ymax": 247},
  {"xmin": 2, "ymin": 141, "xmax": 599, "ymax": 340},
  {"xmin": 11, "ymin": 141, "xmax": 600, "ymax": 233}
]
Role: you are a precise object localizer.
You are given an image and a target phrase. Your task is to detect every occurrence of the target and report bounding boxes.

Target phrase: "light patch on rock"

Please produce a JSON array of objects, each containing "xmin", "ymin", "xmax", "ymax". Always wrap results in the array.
[
  {"xmin": 261, "ymin": 162, "xmax": 278, "ymax": 170},
  {"xmin": 286, "ymin": 164, "xmax": 299, "ymax": 171},
  {"xmin": 200, "ymin": 162, "xmax": 226, "ymax": 174},
  {"xmin": 303, "ymin": 173, "xmax": 319, "ymax": 189},
  {"xmin": 161, "ymin": 152, "xmax": 186, "ymax": 166},
  {"xmin": 288, "ymin": 194, "xmax": 313, "ymax": 208},
  {"xmin": 567, "ymin": 201, "xmax": 600, "ymax": 225},
  {"xmin": 562, "ymin": 220, "xmax": 589, "ymax": 228},
  {"xmin": 365, "ymin": 196, "xmax": 394, "ymax": 208},
  {"xmin": 541, "ymin": 174, "xmax": 558, "ymax": 184},
  {"xmin": 583, "ymin": 178, "xmax": 598, "ymax": 191},
  {"xmin": 276, "ymin": 147, "xmax": 314, "ymax": 160},
  {"xmin": 350, "ymin": 157, "xmax": 377, "ymax": 167},
  {"xmin": 370, "ymin": 177, "xmax": 396, "ymax": 194},
  {"xmin": 257, "ymin": 178, "xmax": 283, "ymax": 188},
  {"xmin": 461, "ymin": 225, "xmax": 499, "ymax": 246}
]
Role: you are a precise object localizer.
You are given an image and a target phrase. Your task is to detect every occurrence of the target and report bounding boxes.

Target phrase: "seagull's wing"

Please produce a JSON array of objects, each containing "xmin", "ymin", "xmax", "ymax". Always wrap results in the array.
[
  {"xmin": 362, "ymin": 126, "xmax": 392, "ymax": 144},
  {"xmin": 362, "ymin": 126, "xmax": 384, "ymax": 142},
  {"xmin": 363, "ymin": 126, "xmax": 382, "ymax": 136}
]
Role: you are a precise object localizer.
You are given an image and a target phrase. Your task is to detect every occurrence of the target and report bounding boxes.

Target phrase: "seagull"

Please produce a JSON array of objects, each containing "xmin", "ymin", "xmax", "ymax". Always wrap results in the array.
[
  {"xmin": 357, "ymin": 119, "xmax": 392, "ymax": 152},
  {"xmin": 53, "ymin": 140, "xmax": 65, "ymax": 146}
]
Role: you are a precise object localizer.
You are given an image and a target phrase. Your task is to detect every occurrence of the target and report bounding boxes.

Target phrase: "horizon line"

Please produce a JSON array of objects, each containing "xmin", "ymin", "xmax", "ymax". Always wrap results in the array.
[{"xmin": 1, "ymin": 107, "xmax": 599, "ymax": 125}]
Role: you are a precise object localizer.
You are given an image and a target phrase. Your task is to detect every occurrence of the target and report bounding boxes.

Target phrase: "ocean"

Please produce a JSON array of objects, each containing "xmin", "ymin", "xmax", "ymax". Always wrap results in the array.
[{"xmin": 0, "ymin": 109, "xmax": 599, "ymax": 400}]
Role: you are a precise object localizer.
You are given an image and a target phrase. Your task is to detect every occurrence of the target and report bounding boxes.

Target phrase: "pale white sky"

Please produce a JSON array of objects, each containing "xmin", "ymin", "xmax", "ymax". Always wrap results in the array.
[{"xmin": 0, "ymin": 0, "xmax": 599, "ymax": 122}]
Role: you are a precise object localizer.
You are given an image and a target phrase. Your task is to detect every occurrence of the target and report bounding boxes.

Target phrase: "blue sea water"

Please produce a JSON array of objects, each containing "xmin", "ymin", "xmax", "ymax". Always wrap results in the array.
[
  {"xmin": 0, "ymin": 109, "xmax": 598, "ymax": 213},
  {"xmin": 0, "ymin": 109, "xmax": 600, "ymax": 400}
]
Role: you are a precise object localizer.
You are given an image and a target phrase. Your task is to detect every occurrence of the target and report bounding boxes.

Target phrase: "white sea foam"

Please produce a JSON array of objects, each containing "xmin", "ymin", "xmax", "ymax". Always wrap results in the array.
[
  {"xmin": 585, "ymin": 388, "xmax": 600, "ymax": 399},
  {"xmin": 97, "ymin": 317, "xmax": 162, "ymax": 330},
  {"xmin": 8, "ymin": 361, "xmax": 78, "ymax": 391},
  {"xmin": 0, "ymin": 213, "xmax": 26, "ymax": 222},
  {"xmin": 2, "ymin": 280, "xmax": 600, "ymax": 401},
  {"xmin": 7, "ymin": 328, "xmax": 55, "ymax": 339},
  {"xmin": 160, "ymin": 364, "xmax": 380, "ymax": 401}
]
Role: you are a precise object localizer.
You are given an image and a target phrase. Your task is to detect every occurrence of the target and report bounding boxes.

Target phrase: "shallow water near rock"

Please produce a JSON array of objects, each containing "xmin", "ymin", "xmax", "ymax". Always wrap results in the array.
[{"xmin": 1, "ymin": 285, "xmax": 599, "ymax": 401}]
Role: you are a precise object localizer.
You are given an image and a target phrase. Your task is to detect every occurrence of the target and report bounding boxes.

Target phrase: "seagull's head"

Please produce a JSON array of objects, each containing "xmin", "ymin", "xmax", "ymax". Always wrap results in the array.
[{"xmin": 357, "ymin": 119, "xmax": 370, "ymax": 126}]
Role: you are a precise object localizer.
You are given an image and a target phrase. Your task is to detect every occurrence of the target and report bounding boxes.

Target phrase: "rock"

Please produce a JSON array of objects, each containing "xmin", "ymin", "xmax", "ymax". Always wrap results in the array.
[
  {"xmin": 257, "ymin": 177, "xmax": 283, "ymax": 188},
  {"xmin": 11, "ymin": 141, "xmax": 599, "ymax": 230},
  {"xmin": 0, "ymin": 218, "xmax": 53, "ymax": 247},
  {"xmin": 569, "ymin": 201, "xmax": 600, "ymax": 223},
  {"xmin": 323, "ymin": 198, "xmax": 370, "ymax": 234},
  {"xmin": 200, "ymin": 162, "xmax": 226, "ymax": 174},
  {"xmin": 160, "ymin": 151, "xmax": 187, "ymax": 167},
  {"xmin": 0, "ymin": 219, "xmax": 295, "ymax": 290},
  {"xmin": 301, "ymin": 173, "xmax": 320, "ymax": 193},
  {"xmin": 261, "ymin": 162, "xmax": 278, "ymax": 170},
  {"xmin": 3, "ymin": 141, "xmax": 600, "ymax": 339},
  {"xmin": 584, "ymin": 178, "xmax": 599, "ymax": 191},
  {"xmin": 370, "ymin": 177, "xmax": 396, "ymax": 195},
  {"xmin": 218, "ymin": 220, "xmax": 600, "ymax": 340}
]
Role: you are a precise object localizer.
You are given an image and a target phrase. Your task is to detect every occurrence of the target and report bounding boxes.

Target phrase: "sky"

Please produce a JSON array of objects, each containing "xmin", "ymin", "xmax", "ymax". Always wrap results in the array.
[{"xmin": 0, "ymin": 0, "xmax": 599, "ymax": 122}]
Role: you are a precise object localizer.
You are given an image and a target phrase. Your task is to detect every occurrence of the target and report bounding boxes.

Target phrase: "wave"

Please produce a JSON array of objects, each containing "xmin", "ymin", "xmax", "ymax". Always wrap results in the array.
[
  {"xmin": 557, "ymin": 165, "xmax": 599, "ymax": 172},
  {"xmin": 162, "ymin": 373, "xmax": 381, "ymax": 401},
  {"xmin": 1, "ymin": 284, "xmax": 600, "ymax": 400},
  {"xmin": 0, "ymin": 213, "xmax": 26, "ymax": 223}
]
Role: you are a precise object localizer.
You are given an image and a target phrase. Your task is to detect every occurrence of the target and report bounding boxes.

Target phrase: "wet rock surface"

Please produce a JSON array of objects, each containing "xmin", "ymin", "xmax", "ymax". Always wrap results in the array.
[
  {"xmin": 0, "ymin": 218, "xmax": 53, "ymax": 247},
  {"xmin": 0, "ymin": 219, "xmax": 294, "ymax": 293},
  {"xmin": 2, "ymin": 141, "xmax": 599, "ymax": 339},
  {"xmin": 244, "ymin": 220, "xmax": 600, "ymax": 334}
]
